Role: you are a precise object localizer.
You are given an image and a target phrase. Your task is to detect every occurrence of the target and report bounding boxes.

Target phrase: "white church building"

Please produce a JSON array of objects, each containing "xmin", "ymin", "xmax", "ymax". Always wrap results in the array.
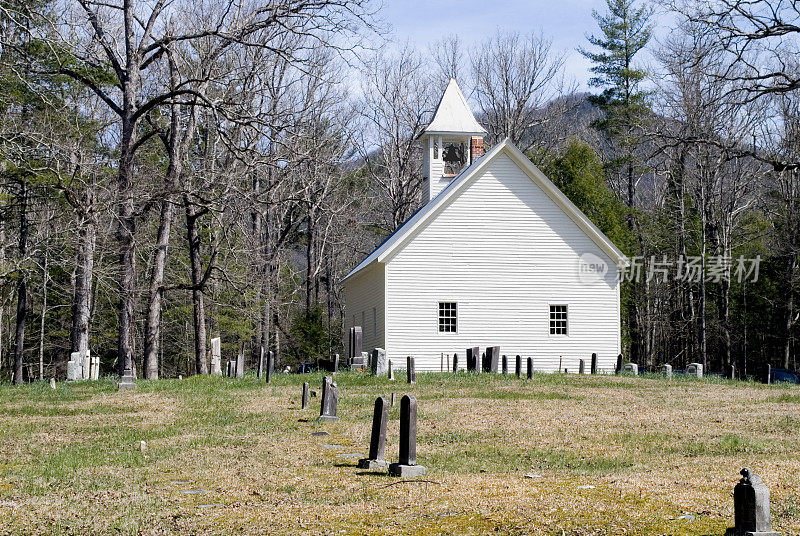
[{"xmin": 342, "ymin": 80, "xmax": 628, "ymax": 373}]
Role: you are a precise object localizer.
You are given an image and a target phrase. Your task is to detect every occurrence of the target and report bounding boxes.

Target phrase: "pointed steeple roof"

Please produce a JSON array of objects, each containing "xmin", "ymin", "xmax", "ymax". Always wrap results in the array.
[{"xmin": 424, "ymin": 79, "xmax": 487, "ymax": 136}]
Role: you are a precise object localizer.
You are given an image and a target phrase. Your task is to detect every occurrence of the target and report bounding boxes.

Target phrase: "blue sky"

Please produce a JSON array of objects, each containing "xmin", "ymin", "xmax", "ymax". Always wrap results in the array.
[{"xmin": 380, "ymin": 0, "xmax": 667, "ymax": 91}]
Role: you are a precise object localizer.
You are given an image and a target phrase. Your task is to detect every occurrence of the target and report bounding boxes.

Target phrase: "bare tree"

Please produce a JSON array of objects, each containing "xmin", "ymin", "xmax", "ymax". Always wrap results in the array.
[{"xmin": 471, "ymin": 30, "xmax": 569, "ymax": 151}]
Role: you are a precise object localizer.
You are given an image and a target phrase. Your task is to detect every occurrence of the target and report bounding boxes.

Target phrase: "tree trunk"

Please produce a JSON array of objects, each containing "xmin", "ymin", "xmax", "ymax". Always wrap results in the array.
[
  {"xmin": 70, "ymin": 216, "xmax": 96, "ymax": 354},
  {"xmin": 143, "ymin": 195, "xmax": 174, "ymax": 379},
  {"xmin": 185, "ymin": 198, "xmax": 208, "ymax": 374},
  {"xmin": 13, "ymin": 182, "xmax": 28, "ymax": 384},
  {"xmin": 784, "ymin": 252, "xmax": 797, "ymax": 369},
  {"xmin": 38, "ymin": 244, "xmax": 48, "ymax": 380}
]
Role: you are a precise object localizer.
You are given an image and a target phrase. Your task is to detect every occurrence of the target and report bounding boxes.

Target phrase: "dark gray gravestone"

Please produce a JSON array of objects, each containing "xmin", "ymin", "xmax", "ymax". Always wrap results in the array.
[
  {"xmin": 358, "ymin": 397, "xmax": 389, "ymax": 470},
  {"xmin": 236, "ymin": 353, "xmax": 244, "ymax": 379},
  {"xmin": 501, "ymin": 355, "xmax": 508, "ymax": 375},
  {"xmin": 317, "ymin": 376, "xmax": 339, "ymax": 422},
  {"xmin": 452, "ymin": 353, "xmax": 458, "ymax": 372},
  {"xmin": 481, "ymin": 352, "xmax": 486, "ymax": 373},
  {"xmin": 389, "ymin": 395, "xmax": 425, "ymax": 477},
  {"xmin": 485, "ymin": 346, "xmax": 500, "ymax": 373},
  {"xmin": 265, "ymin": 351, "xmax": 274, "ymax": 383},
  {"xmin": 390, "ymin": 392, "xmax": 396, "ymax": 407},
  {"xmin": 406, "ymin": 356, "xmax": 416, "ymax": 384},
  {"xmin": 579, "ymin": 359, "xmax": 585, "ymax": 375},
  {"xmin": 226, "ymin": 361, "xmax": 233, "ymax": 378},
  {"xmin": 466, "ymin": 347, "xmax": 476, "ymax": 372},
  {"xmin": 515, "ymin": 355, "xmax": 521, "ymax": 377},
  {"xmin": 615, "ymin": 354, "xmax": 623, "ymax": 374},
  {"xmin": 301, "ymin": 382, "xmax": 309, "ymax": 410},
  {"xmin": 527, "ymin": 357, "xmax": 533, "ymax": 379},
  {"xmin": 591, "ymin": 353, "xmax": 597, "ymax": 375},
  {"xmin": 726, "ymin": 468, "xmax": 780, "ymax": 536}
]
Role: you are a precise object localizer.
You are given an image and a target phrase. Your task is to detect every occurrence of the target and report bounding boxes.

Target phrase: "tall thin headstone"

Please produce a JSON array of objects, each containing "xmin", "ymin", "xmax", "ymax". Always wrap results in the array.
[
  {"xmin": 452, "ymin": 353, "xmax": 458, "ymax": 372},
  {"xmin": 765, "ymin": 364, "xmax": 772, "ymax": 385},
  {"xmin": 257, "ymin": 347, "xmax": 264, "ymax": 378},
  {"xmin": 210, "ymin": 337, "xmax": 222, "ymax": 375},
  {"xmin": 729, "ymin": 364, "xmax": 736, "ymax": 380},
  {"xmin": 389, "ymin": 395, "xmax": 426, "ymax": 477},
  {"xmin": 615, "ymin": 354, "xmax": 623, "ymax": 374},
  {"xmin": 726, "ymin": 468, "xmax": 780, "ymax": 536},
  {"xmin": 406, "ymin": 356, "xmax": 416, "ymax": 384},
  {"xmin": 527, "ymin": 357, "xmax": 533, "ymax": 379},
  {"xmin": 388, "ymin": 359, "xmax": 395, "ymax": 380},
  {"xmin": 333, "ymin": 354, "xmax": 340, "ymax": 374},
  {"xmin": 590, "ymin": 353, "xmax": 597, "ymax": 375},
  {"xmin": 265, "ymin": 350, "xmax": 274, "ymax": 383},
  {"xmin": 82, "ymin": 351, "xmax": 91, "ymax": 380},
  {"xmin": 390, "ymin": 392, "xmax": 396, "ymax": 407},
  {"xmin": 301, "ymin": 382, "xmax": 309, "ymax": 410},
  {"xmin": 578, "ymin": 359, "xmax": 585, "ymax": 375},
  {"xmin": 350, "ymin": 326, "xmax": 363, "ymax": 365},
  {"xmin": 358, "ymin": 397, "xmax": 390, "ymax": 470},
  {"xmin": 317, "ymin": 376, "xmax": 339, "ymax": 422},
  {"xmin": 501, "ymin": 355, "xmax": 508, "ymax": 375},
  {"xmin": 466, "ymin": 347, "xmax": 476, "ymax": 372},
  {"xmin": 236, "ymin": 353, "xmax": 244, "ymax": 379},
  {"xmin": 515, "ymin": 355, "xmax": 521, "ymax": 377}
]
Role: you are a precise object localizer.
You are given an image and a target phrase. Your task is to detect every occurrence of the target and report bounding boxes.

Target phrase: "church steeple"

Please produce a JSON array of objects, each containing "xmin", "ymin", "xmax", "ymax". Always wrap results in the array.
[{"xmin": 420, "ymin": 79, "xmax": 486, "ymax": 204}]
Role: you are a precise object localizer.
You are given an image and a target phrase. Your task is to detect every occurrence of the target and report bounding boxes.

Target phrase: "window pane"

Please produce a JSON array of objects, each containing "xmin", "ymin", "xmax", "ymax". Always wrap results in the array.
[{"xmin": 438, "ymin": 302, "xmax": 457, "ymax": 333}]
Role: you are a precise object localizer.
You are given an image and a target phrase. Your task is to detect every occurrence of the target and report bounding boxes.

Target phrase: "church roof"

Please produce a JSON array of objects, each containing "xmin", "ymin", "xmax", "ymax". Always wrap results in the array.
[
  {"xmin": 341, "ymin": 139, "xmax": 628, "ymax": 282},
  {"xmin": 423, "ymin": 79, "xmax": 487, "ymax": 136}
]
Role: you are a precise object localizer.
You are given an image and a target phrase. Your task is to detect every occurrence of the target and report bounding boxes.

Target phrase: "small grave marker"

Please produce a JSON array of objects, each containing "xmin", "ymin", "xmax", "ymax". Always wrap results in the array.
[
  {"xmin": 591, "ymin": 353, "xmax": 597, "ymax": 375},
  {"xmin": 406, "ymin": 356, "xmax": 416, "ymax": 384},
  {"xmin": 527, "ymin": 357, "xmax": 533, "ymax": 379},
  {"xmin": 726, "ymin": 468, "xmax": 780, "ymax": 536},
  {"xmin": 302, "ymin": 382, "xmax": 309, "ymax": 410},
  {"xmin": 317, "ymin": 376, "xmax": 339, "ymax": 422},
  {"xmin": 502, "ymin": 355, "xmax": 508, "ymax": 375},
  {"xmin": 515, "ymin": 355, "xmax": 521, "ymax": 377},
  {"xmin": 661, "ymin": 364, "xmax": 672, "ymax": 379}
]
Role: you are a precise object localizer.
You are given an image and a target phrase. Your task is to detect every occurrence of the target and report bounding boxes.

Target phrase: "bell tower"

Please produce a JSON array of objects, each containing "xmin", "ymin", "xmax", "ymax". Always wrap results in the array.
[{"xmin": 420, "ymin": 79, "xmax": 487, "ymax": 204}]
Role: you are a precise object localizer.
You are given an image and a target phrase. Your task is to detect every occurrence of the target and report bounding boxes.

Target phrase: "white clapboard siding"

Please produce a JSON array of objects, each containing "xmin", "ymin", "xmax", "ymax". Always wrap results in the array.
[
  {"xmin": 342, "ymin": 261, "xmax": 385, "ymax": 354},
  {"xmin": 384, "ymin": 151, "xmax": 621, "ymax": 372}
]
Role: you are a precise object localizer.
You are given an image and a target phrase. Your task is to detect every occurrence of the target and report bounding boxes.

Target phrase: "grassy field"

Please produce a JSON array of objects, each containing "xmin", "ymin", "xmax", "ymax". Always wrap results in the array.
[{"xmin": 0, "ymin": 371, "xmax": 798, "ymax": 536}]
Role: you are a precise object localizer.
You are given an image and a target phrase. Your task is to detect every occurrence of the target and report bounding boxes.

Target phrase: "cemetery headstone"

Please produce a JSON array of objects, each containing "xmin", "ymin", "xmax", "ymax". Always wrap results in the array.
[
  {"xmin": 349, "ymin": 327, "xmax": 363, "ymax": 365},
  {"xmin": 481, "ymin": 352, "xmax": 487, "ymax": 373},
  {"xmin": 302, "ymin": 382, "xmax": 309, "ymax": 410},
  {"xmin": 67, "ymin": 351, "xmax": 83, "ymax": 381},
  {"xmin": 591, "ymin": 353, "xmax": 597, "ymax": 375},
  {"xmin": 527, "ymin": 357, "xmax": 533, "ymax": 379},
  {"xmin": 615, "ymin": 354, "xmax": 623, "ymax": 374},
  {"xmin": 502, "ymin": 355, "xmax": 508, "ymax": 375},
  {"xmin": 210, "ymin": 337, "xmax": 222, "ymax": 375},
  {"xmin": 358, "ymin": 397, "xmax": 390, "ymax": 470},
  {"xmin": 333, "ymin": 354, "xmax": 340, "ymax": 374},
  {"xmin": 485, "ymin": 346, "xmax": 500, "ymax": 373},
  {"xmin": 686, "ymin": 362, "xmax": 703, "ymax": 378},
  {"xmin": 764, "ymin": 364, "xmax": 772, "ymax": 385},
  {"xmin": 452, "ymin": 353, "xmax": 458, "ymax": 372},
  {"xmin": 729, "ymin": 364, "xmax": 736, "ymax": 380},
  {"xmin": 388, "ymin": 359, "xmax": 395, "ymax": 380},
  {"xmin": 82, "ymin": 351, "xmax": 91, "ymax": 380},
  {"xmin": 515, "ymin": 355, "xmax": 521, "ymax": 377},
  {"xmin": 371, "ymin": 348, "xmax": 388, "ymax": 376},
  {"xmin": 257, "ymin": 347, "xmax": 264, "ymax": 378},
  {"xmin": 578, "ymin": 359, "xmax": 585, "ymax": 375},
  {"xmin": 390, "ymin": 393, "xmax": 396, "ymax": 407},
  {"xmin": 317, "ymin": 376, "xmax": 339, "ymax": 422},
  {"xmin": 725, "ymin": 467, "xmax": 781, "ymax": 536},
  {"xmin": 406, "ymin": 356, "xmax": 416, "ymax": 384},
  {"xmin": 49, "ymin": 378, "xmax": 56, "ymax": 390},
  {"xmin": 622, "ymin": 363, "xmax": 638, "ymax": 375},
  {"xmin": 90, "ymin": 353, "xmax": 99, "ymax": 380},
  {"xmin": 265, "ymin": 350, "xmax": 274, "ymax": 383},
  {"xmin": 118, "ymin": 364, "xmax": 136, "ymax": 391},
  {"xmin": 466, "ymin": 347, "xmax": 477, "ymax": 372},
  {"xmin": 236, "ymin": 353, "xmax": 244, "ymax": 379},
  {"xmin": 661, "ymin": 364, "xmax": 672, "ymax": 379},
  {"xmin": 389, "ymin": 395, "xmax": 426, "ymax": 477}
]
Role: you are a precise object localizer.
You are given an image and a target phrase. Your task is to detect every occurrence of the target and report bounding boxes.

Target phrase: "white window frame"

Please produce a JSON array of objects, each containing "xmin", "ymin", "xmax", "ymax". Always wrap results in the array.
[
  {"xmin": 438, "ymin": 301, "xmax": 458, "ymax": 334},
  {"xmin": 549, "ymin": 304, "xmax": 568, "ymax": 336}
]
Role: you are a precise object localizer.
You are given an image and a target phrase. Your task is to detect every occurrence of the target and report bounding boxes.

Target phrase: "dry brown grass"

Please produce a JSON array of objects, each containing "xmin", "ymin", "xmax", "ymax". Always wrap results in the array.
[{"xmin": 0, "ymin": 372, "xmax": 798, "ymax": 535}]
